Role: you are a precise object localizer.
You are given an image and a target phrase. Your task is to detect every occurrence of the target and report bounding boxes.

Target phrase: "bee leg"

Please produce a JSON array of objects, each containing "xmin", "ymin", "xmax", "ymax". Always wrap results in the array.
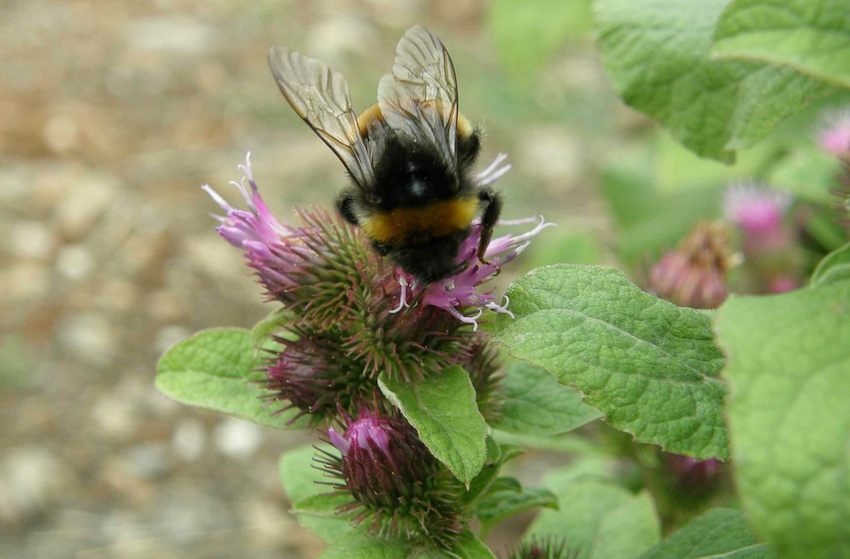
[
  {"xmin": 336, "ymin": 191, "xmax": 359, "ymax": 225},
  {"xmin": 477, "ymin": 186, "xmax": 502, "ymax": 263}
]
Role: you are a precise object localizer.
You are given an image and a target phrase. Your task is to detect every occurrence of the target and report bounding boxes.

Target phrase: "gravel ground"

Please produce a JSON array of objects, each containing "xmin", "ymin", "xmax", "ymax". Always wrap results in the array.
[{"xmin": 0, "ymin": 1, "xmax": 622, "ymax": 557}]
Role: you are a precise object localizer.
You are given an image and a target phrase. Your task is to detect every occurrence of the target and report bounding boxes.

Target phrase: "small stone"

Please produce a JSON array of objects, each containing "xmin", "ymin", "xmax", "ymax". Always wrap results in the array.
[
  {"xmin": 54, "ymin": 172, "xmax": 117, "ymax": 240},
  {"xmin": 100, "ymin": 280, "xmax": 138, "ymax": 312},
  {"xmin": 8, "ymin": 220, "xmax": 54, "ymax": 260},
  {"xmin": 42, "ymin": 114, "xmax": 79, "ymax": 154},
  {"xmin": 1, "ymin": 263, "xmax": 50, "ymax": 300},
  {"xmin": 154, "ymin": 325, "xmax": 191, "ymax": 355},
  {"xmin": 184, "ymin": 234, "xmax": 245, "ymax": 281},
  {"xmin": 0, "ymin": 446, "xmax": 64, "ymax": 523},
  {"xmin": 171, "ymin": 418, "xmax": 206, "ymax": 463},
  {"xmin": 123, "ymin": 443, "xmax": 170, "ymax": 479},
  {"xmin": 91, "ymin": 394, "xmax": 139, "ymax": 440},
  {"xmin": 306, "ymin": 16, "xmax": 377, "ymax": 61},
  {"xmin": 212, "ymin": 417, "xmax": 263, "ymax": 459},
  {"xmin": 125, "ymin": 16, "xmax": 212, "ymax": 56},
  {"xmin": 59, "ymin": 313, "xmax": 117, "ymax": 366},
  {"xmin": 149, "ymin": 291, "xmax": 188, "ymax": 323},
  {"xmin": 56, "ymin": 244, "xmax": 95, "ymax": 279},
  {"xmin": 516, "ymin": 126, "xmax": 583, "ymax": 185},
  {"xmin": 239, "ymin": 498, "xmax": 299, "ymax": 545}
]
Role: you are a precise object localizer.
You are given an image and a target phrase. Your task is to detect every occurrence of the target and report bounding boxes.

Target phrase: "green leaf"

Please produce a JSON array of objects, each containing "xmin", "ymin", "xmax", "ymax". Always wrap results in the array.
[
  {"xmin": 292, "ymin": 492, "xmax": 353, "ymax": 518},
  {"xmin": 476, "ymin": 480, "xmax": 558, "ymax": 529},
  {"xmin": 156, "ymin": 328, "xmax": 294, "ymax": 428},
  {"xmin": 530, "ymin": 481, "xmax": 660, "ymax": 559},
  {"xmin": 638, "ymin": 508, "xmax": 776, "ymax": 559},
  {"xmin": 493, "ymin": 265, "xmax": 728, "ymax": 459},
  {"xmin": 712, "ymin": 0, "xmax": 850, "ymax": 90},
  {"xmin": 412, "ymin": 532, "xmax": 496, "ymax": 559},
  {"xmin": 811, "ymin": 242, "xmax": 850, "ymax": 286},
  {"xmin": 767, "ymin": 146, "xmax": 839, "ymax": 205},
  {"xmin": 494, "ymin": 361, "xmax": 602, "ymax": 436},
  {"xmin": 248, "ymin": 307, "xmax": 297, "ymax": 353},
  {"xmin": 279, "ymin": 445, "xmax": 351, "ymax": 542},
  {"xmin": 451, "ymin": 532, "xmax": 497, "ymax": 559},
  {"xmin": 492, "ymin": 430, "xmax": 606, "ymax": 455},
  {"xmin": 715, "ymin": 282, "xmax": 850, "ymax": 559},
  {"xmin": 594, "ymin": 0, "xmax": 831, "ymax": 162},
  {"xmin": 460, "ymin": 438, "xmax": 509, "ymax": 508},
  {"xmin": 319, "ymin": 529, "xmax": 410, "ymax": 559},
  {"xmin": 378, "ymin": 366, "xmax": 488, "ymax": 484}
]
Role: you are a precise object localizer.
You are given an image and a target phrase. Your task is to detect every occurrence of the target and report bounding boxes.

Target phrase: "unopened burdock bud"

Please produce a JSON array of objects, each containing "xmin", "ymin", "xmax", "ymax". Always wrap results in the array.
[
  {"xmin": 649, "ymin": 222, "xmax": 732, "ymax": 309},
  {"xmin": 320, "ymin": 410, "xmax": 464, "ymax": 547}
]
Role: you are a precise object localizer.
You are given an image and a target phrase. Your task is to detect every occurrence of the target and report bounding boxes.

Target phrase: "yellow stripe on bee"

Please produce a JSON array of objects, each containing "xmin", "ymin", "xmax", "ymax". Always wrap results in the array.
[
  {"xmin": 357, "ymin": 103, "xmax": 473, "ymax": 139},
  {"xmin": 361, "ymin": 197, "xmax": 479, "ymax": 244}
]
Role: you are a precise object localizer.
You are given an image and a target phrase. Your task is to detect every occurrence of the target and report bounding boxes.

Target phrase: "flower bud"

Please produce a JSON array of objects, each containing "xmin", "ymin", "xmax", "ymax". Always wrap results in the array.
[
  {"xmin": 666, "ymin": 454, "xmax": 722, "ymax": 493},
  {"xmin": 649, "ymin": 222, "xmax": 732, "ymax": 309},
  {"xmin": 320, "ymin": 410, "xmax": 464, "ymax": 546}
]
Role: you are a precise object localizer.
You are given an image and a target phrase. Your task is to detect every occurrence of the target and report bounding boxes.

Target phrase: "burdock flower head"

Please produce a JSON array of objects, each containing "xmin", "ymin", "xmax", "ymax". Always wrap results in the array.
[
  {"xmin": 320, "ymin": 409, "xmax": 464, "ymax": 546},
  {"xmin": 723, "ymin": 183, "xmax": 791, "ymax": 254},
  {"xmin": 393, "ymin": 216, "xmax": 554, "ymax": 330},
  {"xmin": 649, "ymin": 222, "xmax": 733, "ymax": 309},
  {"xmin": 204, "ymin": 153, "xmax": 545, "ymax": 422}
]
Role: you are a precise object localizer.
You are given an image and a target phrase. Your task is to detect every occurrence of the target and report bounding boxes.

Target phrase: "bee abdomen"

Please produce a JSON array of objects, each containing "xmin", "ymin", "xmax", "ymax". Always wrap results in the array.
[{"xmin": 360, "ymin": 197, "xmax": 478, "ymax": 245}]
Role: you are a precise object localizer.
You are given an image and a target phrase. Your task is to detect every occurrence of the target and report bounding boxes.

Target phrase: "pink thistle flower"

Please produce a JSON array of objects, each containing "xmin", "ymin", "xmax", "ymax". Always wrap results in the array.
[
  {"xmin": 393, "ymin": 216, "xmax": 555, "ymax": 330},
  {"xmin": 723, "ymin": 183, "xmax": 790, "ymax": 253},
  {"xmin": 203, "ymin": 153, "xmax": 313, "ymax": 300},
  {"xmin": 818, "ymin": 109, "xmax": 850, "ymax": 156}
]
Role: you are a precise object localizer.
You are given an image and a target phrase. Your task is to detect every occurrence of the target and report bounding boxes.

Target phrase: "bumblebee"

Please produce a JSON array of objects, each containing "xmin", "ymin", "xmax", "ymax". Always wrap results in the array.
[{"xmin": 268, "ymin": 25, "xmax": 502, "ymax": 283}]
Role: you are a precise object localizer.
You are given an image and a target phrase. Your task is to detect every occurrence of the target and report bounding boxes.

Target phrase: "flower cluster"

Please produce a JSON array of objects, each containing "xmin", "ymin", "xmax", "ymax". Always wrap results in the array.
[{"xmin": 205, "ymin": 152, "xmax": 548, "ymax": 546}]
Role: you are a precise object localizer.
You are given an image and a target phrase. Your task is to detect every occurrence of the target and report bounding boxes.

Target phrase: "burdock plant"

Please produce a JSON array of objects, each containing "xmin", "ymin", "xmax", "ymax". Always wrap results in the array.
[
  {"xmin": 160, "ymin": 152, "xmax": 559, "ymax": 554},
  {"xmin": 157, "ymin": 7, "xmax": 850, "ymax": 557}
]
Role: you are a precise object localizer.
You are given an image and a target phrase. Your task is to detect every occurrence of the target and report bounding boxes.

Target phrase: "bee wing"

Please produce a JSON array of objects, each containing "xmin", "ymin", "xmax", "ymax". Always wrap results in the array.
[
  {"xmin": 268, "ymin": 47, "xmax": 375, "ymax": 190},
  {"xmin": 377, "ymin": 25, "xmax": 459, "ymax": 169}
]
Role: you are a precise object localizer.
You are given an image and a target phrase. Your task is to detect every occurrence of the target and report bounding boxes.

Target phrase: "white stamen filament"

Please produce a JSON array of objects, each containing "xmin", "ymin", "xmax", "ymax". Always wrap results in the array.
[
  {"xmin": 389, "ymin": 275, "xmax": 410, "ymax": 314},
  {"xmin": 445, "ymin": 306, "xmax": 484, "ymax": 331}
]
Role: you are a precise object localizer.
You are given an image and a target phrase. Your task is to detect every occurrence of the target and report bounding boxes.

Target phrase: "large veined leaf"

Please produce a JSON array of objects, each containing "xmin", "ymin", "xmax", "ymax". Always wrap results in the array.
[
  {"xmin": 715, "ymin": 281, "xmax": 850, "ymax": 558},
  {"xmin": 594, "ymin": 0, "xmax": 831, "ymax": 162},
  {"xmin": 713, "ymin": 0, "xmax": 850, "ymax": 89},
  {"xmin": 156, "ymin": 328, "xmax": 294, "ymax": 427},
  {"xmin": 494, "ymin": 265, "xmax": 728, "ymax": 459}
]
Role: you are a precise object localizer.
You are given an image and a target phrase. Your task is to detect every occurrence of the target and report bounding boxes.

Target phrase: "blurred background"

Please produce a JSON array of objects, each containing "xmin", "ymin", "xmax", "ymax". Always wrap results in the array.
[{"xmin": 2, "ymin": 0, "xmax": 846, "ymax": 557}]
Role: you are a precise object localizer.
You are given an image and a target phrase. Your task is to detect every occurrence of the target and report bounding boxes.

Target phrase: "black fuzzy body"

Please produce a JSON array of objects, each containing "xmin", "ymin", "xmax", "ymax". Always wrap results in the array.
[{"xmin": 337, "ymin": 119, "xmax": 485, "ymax": 283}]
